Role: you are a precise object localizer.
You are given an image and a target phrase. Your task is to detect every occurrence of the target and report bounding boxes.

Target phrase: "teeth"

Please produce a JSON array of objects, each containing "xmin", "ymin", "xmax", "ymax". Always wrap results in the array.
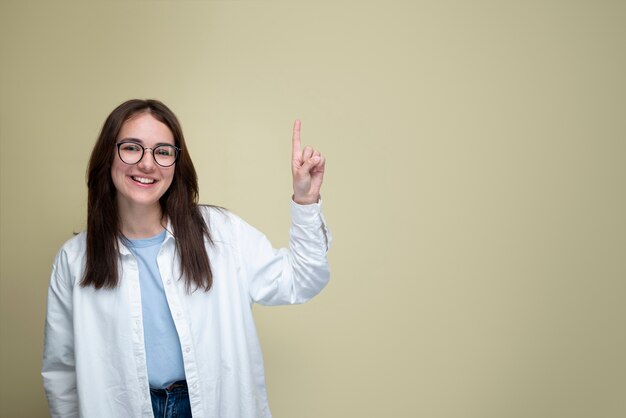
[{"xmin": 132, "ymin": 176, "xmax": 155, "ymax": 184}]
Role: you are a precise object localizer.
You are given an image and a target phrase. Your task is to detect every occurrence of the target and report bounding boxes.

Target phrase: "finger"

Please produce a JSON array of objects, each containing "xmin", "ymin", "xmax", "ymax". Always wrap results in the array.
[
  {"xmin": 299, "ymin": 155, "xmax": 321, "ymax": 174},
  {"xmin": 292, "ymin": 119, "xmax": 301, "ymax": 161},
  {"xmin": 310, "ymin": 155, "xmax": 325, "ymax": 175},
  {"xmin": 302, "ymin": 146, "xmax": 314, "ymax": 161},
  {"xmin": 313, "ymin": 155, "xmax": 325, "ymax": 172}
]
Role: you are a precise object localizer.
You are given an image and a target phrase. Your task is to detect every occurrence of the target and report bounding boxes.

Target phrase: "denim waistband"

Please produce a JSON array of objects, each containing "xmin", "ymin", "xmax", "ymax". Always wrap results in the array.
[{"xmin": 150, "ymin": 380, "xmax": 188, "ymax": 393}]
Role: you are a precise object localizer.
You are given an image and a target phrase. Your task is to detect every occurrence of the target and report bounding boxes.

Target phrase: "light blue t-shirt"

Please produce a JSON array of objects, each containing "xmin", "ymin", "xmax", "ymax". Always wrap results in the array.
[{"xmin": 126, "ymin": 230, "xmax": 186, "ymax": 389}]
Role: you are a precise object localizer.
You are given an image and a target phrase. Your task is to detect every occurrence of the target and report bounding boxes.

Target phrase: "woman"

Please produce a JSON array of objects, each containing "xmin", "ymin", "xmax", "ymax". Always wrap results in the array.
[{"xmin": 42, "ymin": 99, "xmax": 331, "ymax": 418}]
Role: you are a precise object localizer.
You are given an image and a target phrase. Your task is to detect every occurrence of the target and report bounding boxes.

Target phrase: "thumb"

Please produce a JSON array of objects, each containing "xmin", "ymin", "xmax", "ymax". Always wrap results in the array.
[{"xmin": 299, "ymin": 155, "xmax": 320, "ymax": 174}]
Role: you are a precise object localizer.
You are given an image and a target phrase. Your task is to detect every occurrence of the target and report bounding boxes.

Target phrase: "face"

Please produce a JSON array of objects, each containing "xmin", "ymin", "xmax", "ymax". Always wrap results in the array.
[{"xmin": 111, "ymin": 112, "xmax": 176, "ymax": 213}]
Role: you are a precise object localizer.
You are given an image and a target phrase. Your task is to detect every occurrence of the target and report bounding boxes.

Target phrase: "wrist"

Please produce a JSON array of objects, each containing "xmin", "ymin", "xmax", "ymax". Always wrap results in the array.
[{"xmin": 292, "ymin": 194, "xmax": 320, "ymax": 205}]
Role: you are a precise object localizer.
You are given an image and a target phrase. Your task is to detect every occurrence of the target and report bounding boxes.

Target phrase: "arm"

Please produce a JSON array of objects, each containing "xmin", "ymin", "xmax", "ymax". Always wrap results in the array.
[
  {"xmin": 42, "ymin": 253, "xmax": 79, "ymax": 418},
  {"xmin": 237, "ymin": 200, "xmax": 331, "ymax": 305},
  {"xmin": 241, "ymin": 120, "xmax": 331, "ymax": 305}
]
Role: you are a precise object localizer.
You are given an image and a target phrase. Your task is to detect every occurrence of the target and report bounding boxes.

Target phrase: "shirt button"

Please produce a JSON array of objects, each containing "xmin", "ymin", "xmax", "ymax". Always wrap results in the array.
[
  {"xmin": 185, "ymin": 346, "xmax": 191, "ymax": 353},
  {"xmin": 166, "ymin": 279, "xmax": 171, "ymax": 285}
]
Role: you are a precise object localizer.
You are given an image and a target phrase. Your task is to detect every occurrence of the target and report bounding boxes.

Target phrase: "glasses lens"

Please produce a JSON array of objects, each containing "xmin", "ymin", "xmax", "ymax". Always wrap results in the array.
[
  {"xmin": 154, "ymin": 145, "xmax": 178, "ymax": 167},
  {"xmin": 118, "ymin": 142, "xmax": 143, "ymax": 164}
]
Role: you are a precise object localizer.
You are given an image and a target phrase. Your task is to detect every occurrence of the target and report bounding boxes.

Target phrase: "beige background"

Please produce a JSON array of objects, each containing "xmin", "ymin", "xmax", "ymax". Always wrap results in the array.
[{"xmin": 1, "ymin": 1, "xmax": 625, "ymax": 417}]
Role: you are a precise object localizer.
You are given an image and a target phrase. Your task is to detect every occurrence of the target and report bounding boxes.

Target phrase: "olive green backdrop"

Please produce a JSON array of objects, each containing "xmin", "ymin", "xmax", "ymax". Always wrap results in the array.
[{"xmin": 1, "ymin": 1, "xmax": 624, "ymax": 417}]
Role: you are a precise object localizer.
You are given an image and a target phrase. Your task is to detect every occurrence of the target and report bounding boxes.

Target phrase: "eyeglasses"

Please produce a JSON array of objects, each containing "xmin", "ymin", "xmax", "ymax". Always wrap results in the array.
[{"xmin": 116, "ymin": 141, "xmax": 181, "ymax": 167}]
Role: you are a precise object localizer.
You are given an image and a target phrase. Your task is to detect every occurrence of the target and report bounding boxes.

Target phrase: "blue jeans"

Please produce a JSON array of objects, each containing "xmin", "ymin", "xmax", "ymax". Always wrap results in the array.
[{"xmin": 150, "ymin": 380, "xmax": 192, "ymax": 418}]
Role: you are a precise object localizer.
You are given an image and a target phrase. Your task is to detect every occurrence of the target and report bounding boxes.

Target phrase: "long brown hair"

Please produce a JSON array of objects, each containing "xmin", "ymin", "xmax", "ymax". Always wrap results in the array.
[{"xmin": 81, "ymin": 99, "xmax": 213, "ymax": 292}]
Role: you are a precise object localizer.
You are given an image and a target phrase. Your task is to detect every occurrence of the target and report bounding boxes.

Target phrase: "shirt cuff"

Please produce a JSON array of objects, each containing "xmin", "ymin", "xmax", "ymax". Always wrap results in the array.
[{"xmin": 290, "ymin": 198, "xmax": 323, "ymax": 226}]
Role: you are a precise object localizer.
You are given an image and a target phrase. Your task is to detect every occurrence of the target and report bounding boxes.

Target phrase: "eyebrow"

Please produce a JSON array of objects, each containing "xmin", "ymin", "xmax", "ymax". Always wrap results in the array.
[{"xmin": 118, "ymin": 137, "xmax": 175, "ymax": 147}]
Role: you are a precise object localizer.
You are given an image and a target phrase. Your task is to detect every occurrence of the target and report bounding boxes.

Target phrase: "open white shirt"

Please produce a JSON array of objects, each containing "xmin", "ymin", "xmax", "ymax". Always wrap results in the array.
[{"xmin": 42, "ymin": 201, "xmax": 331, "ymax": 418}]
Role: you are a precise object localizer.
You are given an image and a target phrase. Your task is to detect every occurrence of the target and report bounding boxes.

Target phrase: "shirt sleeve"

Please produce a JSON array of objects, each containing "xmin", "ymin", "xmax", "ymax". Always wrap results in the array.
[
  {"xmin": 42, "ymin": 250, "xmax": 79, "ymax": 418},
  {"xmin": 235, "ymin": 199, "xmax": 332, "ymax": 306}
]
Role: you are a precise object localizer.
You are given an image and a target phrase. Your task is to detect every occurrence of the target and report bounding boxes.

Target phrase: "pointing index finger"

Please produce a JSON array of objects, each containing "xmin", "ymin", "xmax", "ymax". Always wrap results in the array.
[{"xmin": 292, "ymin": 119, "xmax": 301, "ymax": 160}]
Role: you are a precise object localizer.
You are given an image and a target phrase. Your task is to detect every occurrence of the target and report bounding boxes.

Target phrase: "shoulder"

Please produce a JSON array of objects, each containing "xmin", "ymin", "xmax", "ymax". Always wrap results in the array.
[
  {"xmin": 198, "ymin": 205, "xmax": 259, "ymax": 243},
  {"xmin": 198, "ymin": 205, "xmax": 238, "ymax": 240},
  {"xmin": 50, "ymin": 231, "xmax": 87, "ymax": 287},
  {"xmin": 55, "ymin": 232, "xmax": 87, "ymax": 264},
  {"xmin": 198, "ymin": 205, "xmax": 244, "ymax": 229}
]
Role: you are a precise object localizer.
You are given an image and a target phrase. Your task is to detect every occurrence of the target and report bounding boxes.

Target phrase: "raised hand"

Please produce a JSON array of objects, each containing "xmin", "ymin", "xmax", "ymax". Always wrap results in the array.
[{"xmin": 291, "ymin": 120, "xmax": 325, "ymax": 205}]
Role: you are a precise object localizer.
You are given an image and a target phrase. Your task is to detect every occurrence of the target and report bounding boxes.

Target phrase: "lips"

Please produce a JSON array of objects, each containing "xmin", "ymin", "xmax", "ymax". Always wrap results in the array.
[{"xmin": 131, "ymin": 176, "xmax": 156, "ymax": 185}]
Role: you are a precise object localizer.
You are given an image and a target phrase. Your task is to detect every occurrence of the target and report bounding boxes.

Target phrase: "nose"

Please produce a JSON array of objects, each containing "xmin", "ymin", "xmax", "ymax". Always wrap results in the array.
[{"xmin": 137, "ymin": 148, "xmax": 157, "ymax": 170}]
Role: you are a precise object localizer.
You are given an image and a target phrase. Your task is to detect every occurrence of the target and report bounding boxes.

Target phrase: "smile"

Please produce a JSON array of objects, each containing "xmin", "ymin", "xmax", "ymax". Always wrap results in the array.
[{"xmin": 131, "ymin": 176, "xmax": 156, "ymax": 184}]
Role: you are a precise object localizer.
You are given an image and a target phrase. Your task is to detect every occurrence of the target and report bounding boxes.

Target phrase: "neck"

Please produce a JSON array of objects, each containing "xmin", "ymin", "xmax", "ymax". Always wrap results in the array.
[{"xmin": 118, "ymin": 203, "xmax": 165, "ymax": 239}]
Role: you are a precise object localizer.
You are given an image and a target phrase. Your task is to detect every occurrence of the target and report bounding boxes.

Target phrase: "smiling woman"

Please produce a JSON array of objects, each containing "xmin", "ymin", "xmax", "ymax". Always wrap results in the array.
[
  {"xmin": 82, "ymin": 100, "xmax": 212, "ymax": 291},
  {"xmin": 41, "ymin": 99, "xmax": 332, "ymax": 418},
  {"xmin": 111, "ymin": 114, "xmax": 177, "ymax": 230}
]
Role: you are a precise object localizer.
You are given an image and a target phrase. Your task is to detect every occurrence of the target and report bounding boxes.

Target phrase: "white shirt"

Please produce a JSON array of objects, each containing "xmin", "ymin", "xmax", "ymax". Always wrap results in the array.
[{"xmin": 42, "ymin": 201, "xmax": 331, "ymax": 418}]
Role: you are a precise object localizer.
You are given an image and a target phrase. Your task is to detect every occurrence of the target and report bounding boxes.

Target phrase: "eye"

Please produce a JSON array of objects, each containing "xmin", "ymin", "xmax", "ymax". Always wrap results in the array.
[
  {"xmin": 155, "ymin": 146, "xmax": 175, "ymax": 156},
  {"xmin": 119, "ymin": 143, "xmax": 142, "ymax": 152}
]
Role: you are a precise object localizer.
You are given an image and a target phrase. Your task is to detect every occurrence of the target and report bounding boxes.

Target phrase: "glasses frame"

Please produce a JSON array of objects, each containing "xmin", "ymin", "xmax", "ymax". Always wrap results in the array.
[{"xmin": 115, "ymin": 141, "xmax": 181, "ymax": 167}]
